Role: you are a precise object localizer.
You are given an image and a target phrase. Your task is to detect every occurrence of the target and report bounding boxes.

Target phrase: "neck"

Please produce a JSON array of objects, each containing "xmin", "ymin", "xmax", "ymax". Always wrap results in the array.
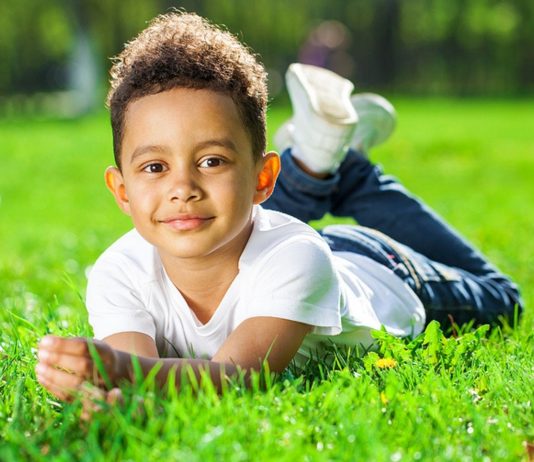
[
  {"xmin": 159, "ymin": 223, "xmax": 253, "ymax": 323},
  {"xmin": 165, "ymin": 251, "xmax": 240, "ymax": 298},
  {"xmin": 170, "ymin": 259, "xmax": 239, "ymax": 324}
]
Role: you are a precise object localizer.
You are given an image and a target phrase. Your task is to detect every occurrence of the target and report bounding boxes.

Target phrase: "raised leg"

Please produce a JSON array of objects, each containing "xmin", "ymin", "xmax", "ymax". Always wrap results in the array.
[
  {"xmin": 266, "ymin": 63, "xmax": 523, "ymax": 325},
  {"xmin": 331, "ymin": 150, "xmax": 492, "ymax": 274}
]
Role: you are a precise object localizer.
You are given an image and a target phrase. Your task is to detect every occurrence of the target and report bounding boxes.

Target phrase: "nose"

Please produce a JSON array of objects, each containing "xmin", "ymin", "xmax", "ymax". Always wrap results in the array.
[{"xmin": 168, "ymin": 167, "xmax": 202, "ymax": 203}]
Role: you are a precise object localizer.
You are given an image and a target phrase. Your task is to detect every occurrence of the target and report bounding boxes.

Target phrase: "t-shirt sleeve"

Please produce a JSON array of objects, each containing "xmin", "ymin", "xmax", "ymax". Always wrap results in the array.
[
  {"xmin": 85, "ymin": 253, "xmax": 156, "ymax": 340},
  {"xmin": 242, "ymin": 236, "xmax": 342, "ymax": 335}
]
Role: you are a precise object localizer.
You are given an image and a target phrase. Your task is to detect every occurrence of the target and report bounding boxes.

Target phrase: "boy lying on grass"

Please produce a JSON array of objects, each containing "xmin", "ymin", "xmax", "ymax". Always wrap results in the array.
[{"xmin": 36, "ymin": 12, "xmax": 522, "ymax": 407}]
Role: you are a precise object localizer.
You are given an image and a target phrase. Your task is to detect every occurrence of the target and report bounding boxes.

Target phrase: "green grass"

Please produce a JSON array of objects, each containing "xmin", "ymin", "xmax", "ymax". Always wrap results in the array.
[{"xmin": 1, "ymin": 98, "xmax": 533, "ymax": 461}]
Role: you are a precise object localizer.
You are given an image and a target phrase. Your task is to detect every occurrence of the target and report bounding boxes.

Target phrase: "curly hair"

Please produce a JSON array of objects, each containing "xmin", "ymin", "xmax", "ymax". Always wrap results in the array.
[{"xmin": 107, "ymin": 11, "xmax": 268, "ymax": 169}]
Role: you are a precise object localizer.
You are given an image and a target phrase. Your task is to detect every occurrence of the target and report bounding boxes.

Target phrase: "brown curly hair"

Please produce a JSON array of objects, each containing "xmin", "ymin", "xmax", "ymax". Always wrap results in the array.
[{"xmin": 107, "ymin": 11, "xmax": 268, "ymax": 169}]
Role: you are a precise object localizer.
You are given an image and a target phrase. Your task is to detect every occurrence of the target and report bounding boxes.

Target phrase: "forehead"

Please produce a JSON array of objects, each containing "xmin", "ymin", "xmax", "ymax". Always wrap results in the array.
[{"xmin": 121, "ymin": 88, "xmax": 253, "ymax": 160}]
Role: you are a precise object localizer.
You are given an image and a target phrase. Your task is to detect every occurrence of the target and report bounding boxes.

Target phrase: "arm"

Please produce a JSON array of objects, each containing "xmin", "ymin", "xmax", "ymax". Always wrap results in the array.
[
  {"xmin": 36, "ymin": 317, "xmax": 311, "ymax": 401},
  {"xmin": 103, "ymin": 332, "xmax": 159, "ymax": 358},
  {"xmin": 121, "ymin": 317, "xmax": 312, "ymax": 387},
  {"xmin": 212, "ymin": 317, "xmax": 312, "ymax": 372}
]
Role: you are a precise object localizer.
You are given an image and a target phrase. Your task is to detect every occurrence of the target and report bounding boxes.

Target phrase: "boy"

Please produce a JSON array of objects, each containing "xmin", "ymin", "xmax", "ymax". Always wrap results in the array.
[{"xmin": 36, "ymin": 12, "xmax": 522, "ymax": 404}]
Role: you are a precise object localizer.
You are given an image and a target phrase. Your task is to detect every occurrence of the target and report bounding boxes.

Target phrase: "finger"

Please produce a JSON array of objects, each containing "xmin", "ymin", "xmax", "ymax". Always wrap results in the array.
[
  {"xmin": 106, "ymin": 388, "xmax": 124, "ymax": 405},
  {"xmin": 81, "ymin": 398, "xmax": 101, "ymax": 421},
  {"xmin": 36, "ymin": 367, "xmax": 80, "ymax": 402},
  {"xmin": 80, "ymin": 382, "xmax": 112, "ymax": 421},
  {"xmin": 39, "ymin": 336, "xmax": 90, "ymax": 356},
  {"xmin": 36, "ymin": 363, "xmax": 85, "ymax": 395},
  {"xmin": 80, "ymin": 382, "xmax": 107, "ymax": 401},
  {"xmin": 37, "ymin": 373, "xmax": 73, "ymax": 402},
  {"xmin": 37, "ymin": 350, "xmax": 93, "ymax": 379},
  {"xmin": 37, "ymin": 360, "xmax": 107, "ymax": 389},
  {"xmin": 38, "ymin": 337, "xmax": 113, "ymax": 373},
  {"xmin": 80, "ymin": 383, "xmax": 107, "ymax": 421},
  {"xmin": 39, "ymin": 337, "xmax": 113, "ymax": 370},
  {"xmin": 81, "ymin": 402, "xmax": 100, "ymax": 422}
]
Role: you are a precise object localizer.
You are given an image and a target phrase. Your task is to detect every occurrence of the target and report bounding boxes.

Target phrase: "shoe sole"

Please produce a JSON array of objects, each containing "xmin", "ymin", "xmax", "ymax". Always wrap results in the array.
[
  {"xmin": 287, "ymin": 63, "xmax": 357, "ymax": 125},
  {"xmin": 351, "ymin": 93, "xmax": 396, "ymax": 150}
]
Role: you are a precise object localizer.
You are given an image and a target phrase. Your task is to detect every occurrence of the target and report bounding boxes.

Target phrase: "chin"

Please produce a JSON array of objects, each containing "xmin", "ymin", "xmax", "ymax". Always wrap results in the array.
[{"xmin": 161, "ymin": 242, "xmax": 221, "ymax": 260}]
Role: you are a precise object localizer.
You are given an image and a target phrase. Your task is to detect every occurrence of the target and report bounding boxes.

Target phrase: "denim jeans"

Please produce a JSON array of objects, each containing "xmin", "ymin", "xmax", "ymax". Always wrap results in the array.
[{"xmin": 263, "ymin": 149, "xmax": 523, "ymax": 327}]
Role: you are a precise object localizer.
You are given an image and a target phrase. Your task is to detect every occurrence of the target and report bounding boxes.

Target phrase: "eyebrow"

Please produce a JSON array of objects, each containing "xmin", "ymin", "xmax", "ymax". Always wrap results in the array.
[
  {"xmin": 194, "ymin": 138, "xmax": 238, "ymax": 154},
  {"xmin": 129, "ymin": 145, "xmax": 160, "ymax": 164},
  {"xmin": 129, "ymin": 138, "xmax": 238, "ymax": 164}
]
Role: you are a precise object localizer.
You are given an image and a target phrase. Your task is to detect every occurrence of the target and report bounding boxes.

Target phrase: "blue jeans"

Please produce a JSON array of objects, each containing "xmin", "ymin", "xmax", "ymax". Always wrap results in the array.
[{"xmin": 263, "ymin": 149, "xmax": 523, "ymax": 327}]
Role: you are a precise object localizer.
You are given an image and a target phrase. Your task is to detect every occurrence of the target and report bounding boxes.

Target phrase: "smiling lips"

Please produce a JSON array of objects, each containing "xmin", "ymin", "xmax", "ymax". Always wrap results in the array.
[{"xmin": 160, "ymin": 215, "xmax": 214, "ymax": 231}]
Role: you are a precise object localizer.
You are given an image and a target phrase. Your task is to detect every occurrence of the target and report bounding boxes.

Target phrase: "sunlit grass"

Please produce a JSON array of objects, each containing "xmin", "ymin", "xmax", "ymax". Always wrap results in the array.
[{"xmin": 1, "ymin": 98, "xmax": 533, "ymax": 461}]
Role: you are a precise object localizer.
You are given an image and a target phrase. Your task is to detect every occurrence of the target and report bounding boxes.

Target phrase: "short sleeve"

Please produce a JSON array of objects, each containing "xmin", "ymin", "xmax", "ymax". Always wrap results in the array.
[
  {"xmin": 85, "ymin": 253, "xmax": 156, "ymax": 340},
  {"xmin": 242, "ymin": 236, "xmax": 342, "ymax": 335}
]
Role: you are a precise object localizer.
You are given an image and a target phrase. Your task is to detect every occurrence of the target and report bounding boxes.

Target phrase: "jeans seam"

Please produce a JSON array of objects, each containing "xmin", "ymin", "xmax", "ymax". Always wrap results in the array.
[{"xmin": 359, "ymin": 227, "xmax": 423, "ymax": 292}]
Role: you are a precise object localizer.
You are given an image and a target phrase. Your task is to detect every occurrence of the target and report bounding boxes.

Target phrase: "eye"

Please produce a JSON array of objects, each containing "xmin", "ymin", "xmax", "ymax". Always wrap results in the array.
[
  {"xmin": 142, "ymin": 163, "xmax": 167, "ymax": 173},
  {"xmin": 199, "ymin": 157, "xmax": 226, "ymax": 168}
]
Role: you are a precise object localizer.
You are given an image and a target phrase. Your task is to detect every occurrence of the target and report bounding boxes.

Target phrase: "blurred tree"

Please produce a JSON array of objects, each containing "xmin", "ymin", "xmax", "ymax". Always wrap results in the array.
[
  {"xmin": 0, "ymin": 0, "xmax": 72, "ymax": 92},
  {"xmin": 0, "ymin": 0, "xmax": 532, "ymax": 106}
]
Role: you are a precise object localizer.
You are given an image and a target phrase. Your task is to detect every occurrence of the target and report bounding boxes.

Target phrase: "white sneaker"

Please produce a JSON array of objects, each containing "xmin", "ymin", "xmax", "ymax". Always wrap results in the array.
[
  {"xmin": 273, "ymin": 120, "xmax": 294, "ymax": 155},
  {"xmin": 281, "ymin": 63, "xmax": 358, "ymax": 174},
  {"xmin": 350, "ymin": 93, "xmax": 396, "ymax": 152}
]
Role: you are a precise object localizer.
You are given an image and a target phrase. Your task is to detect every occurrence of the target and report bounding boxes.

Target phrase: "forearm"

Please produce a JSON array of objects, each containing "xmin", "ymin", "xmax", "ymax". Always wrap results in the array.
[{"xmin": 113, "ymin": 350, "xmax": 240, "ymax": 392}]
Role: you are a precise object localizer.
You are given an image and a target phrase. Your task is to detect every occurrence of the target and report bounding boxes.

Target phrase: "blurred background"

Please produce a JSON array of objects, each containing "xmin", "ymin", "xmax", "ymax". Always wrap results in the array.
[{"xmin": 1, "ymin": 0, "xmax": 533, "ymax": 117}]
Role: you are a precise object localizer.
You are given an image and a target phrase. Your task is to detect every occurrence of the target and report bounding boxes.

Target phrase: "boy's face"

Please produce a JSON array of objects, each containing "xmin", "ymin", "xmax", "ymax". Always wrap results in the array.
[{"xmin": 105, "ymin": 88, "xmax": 278, "ymax": 265}]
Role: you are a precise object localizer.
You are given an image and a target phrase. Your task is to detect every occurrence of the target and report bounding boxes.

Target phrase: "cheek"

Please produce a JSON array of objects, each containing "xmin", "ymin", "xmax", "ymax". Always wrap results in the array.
[
  {"xmin": 126, "ymin": 185, "xmax": 158, "ymax": 215},
  {"xmin": 222, "ymin": 178, "xmax": 256, "ymax": 208}
]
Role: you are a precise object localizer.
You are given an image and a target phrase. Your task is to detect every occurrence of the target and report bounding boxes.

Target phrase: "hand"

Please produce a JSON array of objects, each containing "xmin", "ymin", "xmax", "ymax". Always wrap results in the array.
[
  {"xmin": 80, "ymin": 385, "xmax": 124, "ymax": 421},
  {"xmin": 80, "ymin": 385, "xmax": 148, "ymax": 423},
  {"xmin": 36, "ymin": 335, "xmax": 119, "ymax": 402}
]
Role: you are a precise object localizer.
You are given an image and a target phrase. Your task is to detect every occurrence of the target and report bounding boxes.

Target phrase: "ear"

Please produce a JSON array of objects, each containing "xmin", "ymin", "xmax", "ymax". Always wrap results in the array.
[
  {"xmin": 253, "ymin": 151, "xmax": 281, "ymax": 205},
  {"xmin": 104, "ymin": 166, "xmax": 131, "ymax": 215}
]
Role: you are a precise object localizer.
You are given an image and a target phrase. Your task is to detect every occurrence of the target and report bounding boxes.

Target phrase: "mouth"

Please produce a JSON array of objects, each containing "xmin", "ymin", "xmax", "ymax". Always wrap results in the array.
[{"xmin": 159, "ymin": 215, "xmax": 214, "ymax": 231}]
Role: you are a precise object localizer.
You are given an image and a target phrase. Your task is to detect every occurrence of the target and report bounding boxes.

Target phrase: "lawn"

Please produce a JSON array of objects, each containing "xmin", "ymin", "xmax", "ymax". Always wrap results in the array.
[{"xmin": 0, "ymin": 98, "xmax": 533, "ymax": 461}]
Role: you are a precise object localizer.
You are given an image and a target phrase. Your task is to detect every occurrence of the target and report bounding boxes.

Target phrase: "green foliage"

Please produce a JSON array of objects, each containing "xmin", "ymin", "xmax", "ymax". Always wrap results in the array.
[
  {"xmin": 1, "ymin": 0, "xmax": 534, "ymax": 96},
  {"xmin": 0, "ymin": 100, "xmax": 533, "ymax": 460},
  {"xmin": 364, "ymin": 321, "xmax": 491, "ymax": 373}
]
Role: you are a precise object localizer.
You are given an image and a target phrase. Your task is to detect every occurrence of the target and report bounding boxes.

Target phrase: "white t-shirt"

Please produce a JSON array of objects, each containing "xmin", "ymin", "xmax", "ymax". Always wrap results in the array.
[{"xmin": 86, "ymin": 206, "xmax": 425, "ymax": 366}]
